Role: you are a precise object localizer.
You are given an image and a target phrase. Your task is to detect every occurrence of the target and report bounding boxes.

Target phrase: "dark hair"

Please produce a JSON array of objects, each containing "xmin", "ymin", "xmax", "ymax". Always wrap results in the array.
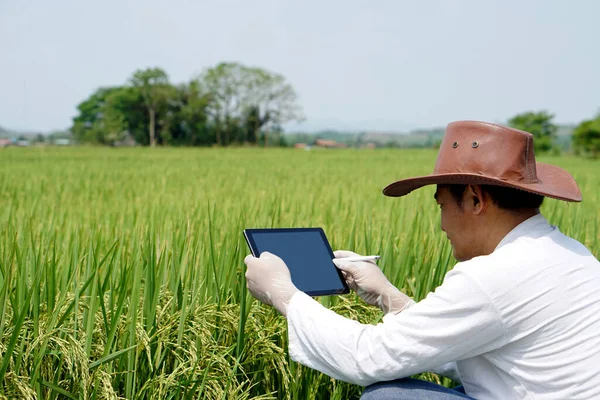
[{"xmin": 443, "ymin": 184, "xmax": 544, "ymax": 211}]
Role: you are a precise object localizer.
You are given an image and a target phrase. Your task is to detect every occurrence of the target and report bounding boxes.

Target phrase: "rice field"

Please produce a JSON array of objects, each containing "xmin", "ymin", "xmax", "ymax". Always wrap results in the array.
[{"xmin": 0, "ymin": 147, "xmax": 598, "ymax": 399}]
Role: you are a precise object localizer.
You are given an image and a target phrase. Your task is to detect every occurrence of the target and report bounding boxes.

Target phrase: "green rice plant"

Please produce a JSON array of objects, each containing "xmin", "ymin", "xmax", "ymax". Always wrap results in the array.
[{"xmin": 0, "ymin": 147, "xmax": 597, "ymax": 399}]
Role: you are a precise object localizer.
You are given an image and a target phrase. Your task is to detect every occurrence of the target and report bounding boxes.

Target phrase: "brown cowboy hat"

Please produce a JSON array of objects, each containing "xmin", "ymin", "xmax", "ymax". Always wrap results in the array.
[{"xmin": 382, "ymin": 120, "xmax": 582, "ymax": 202}]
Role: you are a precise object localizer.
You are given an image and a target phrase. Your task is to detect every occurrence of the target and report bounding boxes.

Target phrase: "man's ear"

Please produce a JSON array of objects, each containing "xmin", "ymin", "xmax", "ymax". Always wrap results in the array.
[{"xmin": 466, "ymin": 185, "xmax": 487, "ymax": 215}]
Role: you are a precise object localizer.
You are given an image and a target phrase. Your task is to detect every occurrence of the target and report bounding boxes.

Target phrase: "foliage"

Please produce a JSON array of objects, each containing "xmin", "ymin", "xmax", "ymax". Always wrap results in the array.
[
  {"xmin": 195, "ymin": 62, "xmax": 303, "ymax": 146},
  {"xmin": 572, "ymin": 114, "xmax": 600, "ymax": 158},
  {"xmin": 0, "ymin": 147, "xmax": 598, "ymax": 398},
  {"xmin": 507, "ymin": 111, "xmax": 558, "ymax": 153},
  {"xmin": 71, "ymin": 63, "xmax": 303, "ymax": 147},
  {"xmin": 130, "ymin": 68, "xmax": 174, "ymax": 147}
]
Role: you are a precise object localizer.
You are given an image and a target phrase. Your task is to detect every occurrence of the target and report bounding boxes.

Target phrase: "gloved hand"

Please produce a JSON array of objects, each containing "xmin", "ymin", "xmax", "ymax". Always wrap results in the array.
[
  {"xmin": 244, "ymin": 252, "xmax": 300, "ymax": 316},
  {"xmin": 333, "ymin": 250, "xmax": 414, "ymax": 314}
]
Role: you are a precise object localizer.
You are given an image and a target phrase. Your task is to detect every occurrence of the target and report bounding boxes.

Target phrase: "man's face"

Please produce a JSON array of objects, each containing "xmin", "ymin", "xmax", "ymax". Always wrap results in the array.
[{"xmin": 434, "ymin": 186, "xmax": 475, "ymax": 261}]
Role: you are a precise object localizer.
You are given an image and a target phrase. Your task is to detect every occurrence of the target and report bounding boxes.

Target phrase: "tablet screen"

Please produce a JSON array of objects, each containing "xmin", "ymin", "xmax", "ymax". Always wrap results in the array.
[{"xmin": 244, "ymin": 228, "xmax": 349, "ymax": 296}]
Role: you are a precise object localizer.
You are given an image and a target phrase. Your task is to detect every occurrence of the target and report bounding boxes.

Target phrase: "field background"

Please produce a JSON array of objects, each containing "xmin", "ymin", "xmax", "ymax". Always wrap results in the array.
[{"xmin": 0, "ymin": 147, "xmax": 598, "ymax": 399}]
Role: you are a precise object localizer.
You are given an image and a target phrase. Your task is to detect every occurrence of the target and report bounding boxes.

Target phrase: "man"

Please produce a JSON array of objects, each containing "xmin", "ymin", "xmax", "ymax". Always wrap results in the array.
[{"xmin": 244, "ymin": 121, "xmax": 600, "ymax": 399}]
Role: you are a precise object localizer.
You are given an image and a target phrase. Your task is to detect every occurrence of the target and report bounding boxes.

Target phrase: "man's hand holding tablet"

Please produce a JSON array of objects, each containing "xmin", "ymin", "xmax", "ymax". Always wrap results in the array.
[
  {"xmin": 333, "ymin": 250, "xmax": 414, "ymax": 314},
  {"xmin": 243, "ymin": 228, "xmax": 413, "ymax": 316},
  {"xmin": 243, "ymin": 228, "xmax": 349, "ymax": 297},
  {"xmin": 244, "ymin": 252, "xmax": 299, "ymax": 316}
]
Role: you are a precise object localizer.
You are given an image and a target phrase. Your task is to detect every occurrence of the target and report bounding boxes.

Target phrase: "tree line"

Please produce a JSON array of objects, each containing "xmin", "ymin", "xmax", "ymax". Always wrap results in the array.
[
  {"xmin": 72, "ymin": 63, "xmax": 304, "ymax": 147},
  {"xmin": 508, "ymin": 110, "xmax": 599, "ymax": 158},
  {"xmin": 70, "ymin": 63, "xmax": 599, "ymax": 157}
]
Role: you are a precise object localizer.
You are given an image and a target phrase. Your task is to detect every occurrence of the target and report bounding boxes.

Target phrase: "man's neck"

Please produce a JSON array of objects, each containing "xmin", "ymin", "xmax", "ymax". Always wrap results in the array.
[{"xmin": 480, "ymin": 209, "xmax": 539, "ymax": 256}]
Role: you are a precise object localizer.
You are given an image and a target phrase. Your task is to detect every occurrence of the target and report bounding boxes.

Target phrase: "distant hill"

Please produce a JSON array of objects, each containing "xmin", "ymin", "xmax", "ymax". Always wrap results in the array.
[
  {"xmin": 285, "ymin": 130, "xmax": 360, "ymax": 146},
  {"xmin": 286, "ymin": 124, "xmax": 576, "ymax": 149},
  {"xmin": 555, "ymin": 125, "xmax": 575, "ymax": 150},
  {"xmin": 286, "ymin": 127, "xmax": 446, "ymax": 148},
  {"xmin": 0, "ymin": 126, "xmax": 20, "ymax": 138},
  {"xmin": 557, "ymin": 125, "xmax": 575, "ymax": 136},
  {"xmin": 0, "ymin": 125, "xmax": 47, "ymax": 138}
]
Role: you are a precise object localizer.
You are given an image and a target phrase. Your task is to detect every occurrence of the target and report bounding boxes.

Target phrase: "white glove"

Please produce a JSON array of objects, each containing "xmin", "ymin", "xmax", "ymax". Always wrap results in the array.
[
  {"xmin": 244, "ymin": 252, "xmax": 300, "ymax": 316},
  {"xmin": 333, "ymin": 250, "xmax": 413, "ymax": 314}
]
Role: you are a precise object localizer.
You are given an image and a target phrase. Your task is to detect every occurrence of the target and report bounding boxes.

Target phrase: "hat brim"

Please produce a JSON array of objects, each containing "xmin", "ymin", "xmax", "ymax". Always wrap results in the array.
[{"xmin": 382, "ymin": 162, "xmax": 582, "ymax": 202}]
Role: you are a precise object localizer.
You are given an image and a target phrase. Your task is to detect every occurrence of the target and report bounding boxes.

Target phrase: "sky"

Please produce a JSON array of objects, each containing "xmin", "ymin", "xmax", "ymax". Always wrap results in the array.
[{"xmin": 1, "ymin": 0, "xmax": 599, "ymax": 133}]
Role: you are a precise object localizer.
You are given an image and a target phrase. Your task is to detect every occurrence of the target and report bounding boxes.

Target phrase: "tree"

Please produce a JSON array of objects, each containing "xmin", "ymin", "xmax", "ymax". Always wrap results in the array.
[
  {"xmin": 161, "ymin": 81, "xmax": 212, "ymax": 146},
  {"xmin": 244, "ymin": 106, "xmax": 261, "ymax": 144},
  {"xmin": 71, "ymin": 86, "xmax": 147, "ymax": 145},
  {"xmin": 71, "ymin": 87, "xmax": 118, "ymax": 143},
  {"xmin": 104, "ymin": 87, "xmax": 148, "ymax": 145},
  {"xmin": 72, "ymin": 63, "xmax": 303, "ymax": 147},
  {"xmin": 243, "ymin": 66, "xmax": 304, "ymax": 147},
  {"xmin": 572, "ymin": 114, "xmax": 600, "ymax": 158},
  {"xmin": 130, "ymin": 68, "xmax": 171, "ymax": 147},
  {"xmin": 198, "ymin": 62, "xmax": 303, "ymax": 146},
  {"xmin": 198, "ymin": 63, "xmax": 247, "ymax": 146},
  {"xmin": 508, "ymin": 111, "xmax": 557, "ymax": 153}
]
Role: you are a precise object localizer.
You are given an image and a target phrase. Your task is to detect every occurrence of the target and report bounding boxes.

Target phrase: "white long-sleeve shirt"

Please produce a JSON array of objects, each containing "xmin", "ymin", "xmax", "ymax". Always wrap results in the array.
[{"xmin": 287, "ymin": 214, "xmax": 600, "ymax": 399}]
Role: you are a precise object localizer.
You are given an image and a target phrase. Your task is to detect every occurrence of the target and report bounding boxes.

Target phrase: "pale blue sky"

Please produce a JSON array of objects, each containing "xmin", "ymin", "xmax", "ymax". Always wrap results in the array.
[{"xmin": 1, "ymin": 0, "xmax": 599, "ymax": 132}]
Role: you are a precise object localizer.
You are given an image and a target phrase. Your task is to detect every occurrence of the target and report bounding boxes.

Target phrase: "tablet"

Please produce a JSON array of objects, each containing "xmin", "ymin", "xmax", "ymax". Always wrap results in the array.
[{"xmin": 243, "ymin": 228, "xmax": 349, "ymax": 296}]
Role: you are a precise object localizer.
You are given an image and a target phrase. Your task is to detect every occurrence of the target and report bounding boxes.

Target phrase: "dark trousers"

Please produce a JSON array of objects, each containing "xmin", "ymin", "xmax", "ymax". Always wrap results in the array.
[{"xmin": 361, "ymin": 378, "xmax": 476, "ymax": 399}]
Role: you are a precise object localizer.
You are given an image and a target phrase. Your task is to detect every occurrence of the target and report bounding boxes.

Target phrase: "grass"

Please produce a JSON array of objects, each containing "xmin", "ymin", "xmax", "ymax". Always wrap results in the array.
[{"xmin": 0, "ymin": 147, "xmax": 597, "ymax": 399}]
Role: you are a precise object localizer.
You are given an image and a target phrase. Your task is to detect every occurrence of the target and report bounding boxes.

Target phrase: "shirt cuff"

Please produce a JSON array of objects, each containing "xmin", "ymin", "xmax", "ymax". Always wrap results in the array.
[{"xmin": 382, "ymin": 298, "xmax": 416, "ymax": 323}]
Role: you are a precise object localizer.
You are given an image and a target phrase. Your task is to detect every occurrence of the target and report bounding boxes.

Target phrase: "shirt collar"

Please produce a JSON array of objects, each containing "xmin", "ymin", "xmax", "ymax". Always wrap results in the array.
[{"xmin": 494, "ymin": 213, "xmax": 552, "ymax": 251}]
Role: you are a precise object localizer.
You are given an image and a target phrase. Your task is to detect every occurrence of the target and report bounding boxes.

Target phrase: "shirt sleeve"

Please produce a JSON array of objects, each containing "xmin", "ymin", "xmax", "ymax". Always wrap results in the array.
[
  {"xmin": 388, "ymin": 303, "xmax": 461, "ymax": 382},
  {"xmin": 286, "ymin": 269, "xmax": 507, "ymax": 387},
  {"xmin": 429, "ymin": 361, "xmax": 461, "ymax": 382}
]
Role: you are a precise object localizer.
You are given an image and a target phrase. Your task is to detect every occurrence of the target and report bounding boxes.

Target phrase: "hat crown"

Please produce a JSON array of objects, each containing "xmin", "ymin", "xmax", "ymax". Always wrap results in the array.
[{"xmin": 434, "ymin": 121, "xmax": 539, "ymax": 183}]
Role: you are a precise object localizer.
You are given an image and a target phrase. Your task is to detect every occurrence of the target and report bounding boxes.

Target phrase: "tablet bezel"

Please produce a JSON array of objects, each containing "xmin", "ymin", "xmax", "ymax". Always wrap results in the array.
[{"xmin": 243, "ymin": 227, "xmax": 350, "ymax": 297}]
